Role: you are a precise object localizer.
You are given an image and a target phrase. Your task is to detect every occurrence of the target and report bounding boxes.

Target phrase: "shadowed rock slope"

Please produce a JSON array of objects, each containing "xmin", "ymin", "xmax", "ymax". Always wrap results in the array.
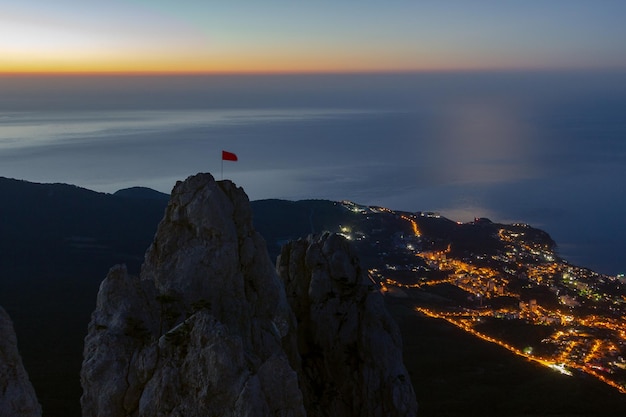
[
  {"xmin": 81, "ymin": 173, "xmax": 416, "ymax": 417},
  {"xmin": 278, "ymin": 233, "xmax": 417, "ymax": 417},
  {"xmin": 0, "ymin": 306, "xmax": 41, "ymax": 417}
]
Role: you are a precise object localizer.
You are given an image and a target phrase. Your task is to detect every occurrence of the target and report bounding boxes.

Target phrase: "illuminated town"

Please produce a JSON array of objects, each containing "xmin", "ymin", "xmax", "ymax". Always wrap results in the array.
[{"xmin": 336, "ymin": 201, "xmax": 626, "ymax": 394}]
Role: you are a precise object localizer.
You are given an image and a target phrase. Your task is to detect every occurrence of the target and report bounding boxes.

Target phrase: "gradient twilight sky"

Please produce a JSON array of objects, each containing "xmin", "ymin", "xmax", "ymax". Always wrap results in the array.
[{"xmin": 2, "ymin": 0, "xmax": 626, "ymax": 74}]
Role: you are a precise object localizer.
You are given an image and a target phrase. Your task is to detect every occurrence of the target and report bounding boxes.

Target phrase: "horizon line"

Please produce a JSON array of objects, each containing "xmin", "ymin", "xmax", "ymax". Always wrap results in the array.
[{"xmin": 2, "ymin": 67, "xmax": 626, "ymax": 77}]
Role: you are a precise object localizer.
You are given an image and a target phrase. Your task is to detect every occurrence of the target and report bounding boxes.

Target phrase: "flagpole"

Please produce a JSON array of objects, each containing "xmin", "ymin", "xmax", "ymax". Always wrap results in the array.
[{"xmin": 221, "ymin": 157, "xmax": 224, "ymax": 180}]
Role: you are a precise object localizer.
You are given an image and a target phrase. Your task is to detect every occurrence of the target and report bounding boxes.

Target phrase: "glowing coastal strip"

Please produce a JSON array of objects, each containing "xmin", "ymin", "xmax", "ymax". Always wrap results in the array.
[{"xmin": 415, "ymin": 306, "xmax": 626, "ymax": 394}]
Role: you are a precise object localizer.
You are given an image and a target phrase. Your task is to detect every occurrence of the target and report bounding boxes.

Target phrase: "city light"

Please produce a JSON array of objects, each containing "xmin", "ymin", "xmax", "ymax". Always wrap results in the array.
[{"xmin": 341, "ymin": 202, "xmax": 626, "ymax": 395}]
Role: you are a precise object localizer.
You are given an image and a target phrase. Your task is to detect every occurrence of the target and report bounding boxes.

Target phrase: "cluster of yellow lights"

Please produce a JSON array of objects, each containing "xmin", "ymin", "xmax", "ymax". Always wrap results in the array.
[
  {"xmin": 415, "ymin": 306, "xmax": 626, "ymax": 393},
  {"xmin": 392, "ymin": 215, "xmax": 626, "ymax": 395},
  {"xmin": 401, "ymin": 215, "xmax": 422, "ymax": 237}
]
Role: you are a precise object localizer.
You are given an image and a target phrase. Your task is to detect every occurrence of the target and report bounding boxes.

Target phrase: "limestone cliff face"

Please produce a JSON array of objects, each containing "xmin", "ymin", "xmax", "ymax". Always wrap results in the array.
[
  {"xmin": 0, "ymin": 306, "xmax": 42, "ymax": 417},
  {"xmin": 81, "ymin": 173, "xmax": 304, "ymax": 417},
  {"xmin": 277, "ymin": 233, "xmax": 418, "ymax": 417},
  {"xmin": 81, "ymin": 173, "xmax": 417, "ymax": 417}
]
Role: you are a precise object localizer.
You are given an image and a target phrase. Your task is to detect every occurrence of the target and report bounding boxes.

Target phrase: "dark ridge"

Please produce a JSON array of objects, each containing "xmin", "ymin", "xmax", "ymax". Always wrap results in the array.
[
  {"xmin": 113, "ymin": 186, "xmax": 170, "ymax": 201},
  {"xmin": 0, "ymin": 177, "xmax": 168, "ymax": 417}
]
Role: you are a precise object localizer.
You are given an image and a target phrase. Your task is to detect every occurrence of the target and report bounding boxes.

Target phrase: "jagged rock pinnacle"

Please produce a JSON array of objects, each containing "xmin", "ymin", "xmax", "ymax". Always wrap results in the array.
[
  {"xmin": 81, "ymin": 173, "xmax": 417, "ymax": 417},
  {"xmin": 277, "ymin": 232, "xmax": 418, "ymax": 417},
  {"xmin": 81, "ymin": 173, "xmax": 304, "ymax": 417},
  {"xmin": 0, "ymin": 306, "xmax": 42, "ymax": 417}
]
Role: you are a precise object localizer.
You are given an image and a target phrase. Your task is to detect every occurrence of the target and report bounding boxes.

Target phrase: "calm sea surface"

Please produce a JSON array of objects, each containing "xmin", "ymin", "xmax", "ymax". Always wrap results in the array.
[{"xmin": 1, "ymin": 72, "xmax": 625, "ymax": 274}]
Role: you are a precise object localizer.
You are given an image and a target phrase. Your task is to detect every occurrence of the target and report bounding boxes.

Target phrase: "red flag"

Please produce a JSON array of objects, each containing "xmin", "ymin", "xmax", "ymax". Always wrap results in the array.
[{"xmin": 222, "ymin": 150, "xmax": 238, "ymax": 161}]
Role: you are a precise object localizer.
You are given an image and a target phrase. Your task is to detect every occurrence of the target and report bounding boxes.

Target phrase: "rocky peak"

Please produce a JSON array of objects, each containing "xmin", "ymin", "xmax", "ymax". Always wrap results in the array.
[
  {"xmin": 277, "ymin": 232, "xmax": 418, "ymax": 417},
  {"xmin": 81, "ymin": 173, "xmax": 417, "ymax": 417},
  {"xmin": 81, "ymin": 173, "xmax": 303, "ymax": 417},
  {"xmin": 0, "ymin": 306, "xmax": 42, "ymax": 417}
]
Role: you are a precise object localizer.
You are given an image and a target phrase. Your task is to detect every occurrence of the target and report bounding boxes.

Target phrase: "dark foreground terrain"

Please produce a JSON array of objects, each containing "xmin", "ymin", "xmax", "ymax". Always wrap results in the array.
[{"xmin": 1, "ymin": 177, "xmax": 625, "ymax": 416}]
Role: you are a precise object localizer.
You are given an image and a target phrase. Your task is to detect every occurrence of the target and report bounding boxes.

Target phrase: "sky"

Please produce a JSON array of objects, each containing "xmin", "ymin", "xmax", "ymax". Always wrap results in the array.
[{"xmin": 2, "ymin": 0, "xmax": 626, "ymax": 74}]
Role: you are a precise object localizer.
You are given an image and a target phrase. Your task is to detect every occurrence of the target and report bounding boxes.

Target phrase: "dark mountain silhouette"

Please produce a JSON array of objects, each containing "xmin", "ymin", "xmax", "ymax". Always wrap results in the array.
[
  {"xmin": 112, "ymin": 186, "xmax": 170, "ymax": 201},
  {"xmin": 0, "ymin": 177, "xmax": 168, "ymax": 416}
]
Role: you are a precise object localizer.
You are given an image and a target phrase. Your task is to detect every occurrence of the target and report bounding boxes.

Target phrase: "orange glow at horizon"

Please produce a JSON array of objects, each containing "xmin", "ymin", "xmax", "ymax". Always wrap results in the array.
[
  {"xmin": 5, "ymin": 40, "xmax": 603, "ymax": 76},
  {"xmin": 0, "ymin": 53, "xmax": 466, "ymax": 75},
  {"xmin": 0, "ymin": 58, "xmax": 552, "ymax": 76},
  {"xmin": 0, "ymin": 43, "xmax": 542, "ymax": 75}
]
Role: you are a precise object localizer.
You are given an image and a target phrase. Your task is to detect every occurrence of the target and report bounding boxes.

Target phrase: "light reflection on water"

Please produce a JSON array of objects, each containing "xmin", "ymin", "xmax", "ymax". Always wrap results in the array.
[{"xmin": 0, "ymin": 108, "xmax": 362, "ymax": 148}]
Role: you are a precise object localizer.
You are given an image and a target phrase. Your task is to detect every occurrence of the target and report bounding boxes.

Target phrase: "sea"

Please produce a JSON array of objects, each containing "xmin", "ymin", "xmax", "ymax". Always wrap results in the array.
[{"xmin": 1, "ymin": 72, "xmax": 625, "ymax": 275}]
